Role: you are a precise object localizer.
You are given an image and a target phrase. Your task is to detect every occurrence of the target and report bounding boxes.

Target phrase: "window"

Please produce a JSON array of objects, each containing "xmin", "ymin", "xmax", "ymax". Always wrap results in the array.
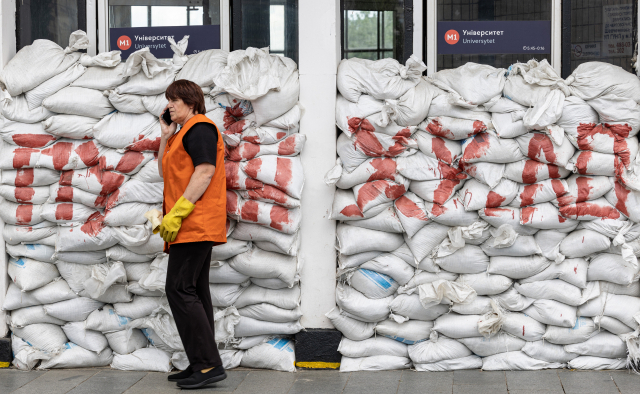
[
  {"xmin": 565, "ymin": 0, "xmax": 637, "ymax": 77},
  {"xmin": 341, "ymin": 0, "xmax": 411, "ymax": 62},
  {"xmin": 16, "ymin": 0, "xmax": 87, "ymax": 51},
  {"xmin": 109, "ymin": 1, "xmax": 220, "ymax": 28},
  {"xmin": 231, "ymin": 0, "xmax": 299, "ymax": 63},
  {"xmin": 436, "ymin": 0, "xmax": 552, "ymax": 71}
]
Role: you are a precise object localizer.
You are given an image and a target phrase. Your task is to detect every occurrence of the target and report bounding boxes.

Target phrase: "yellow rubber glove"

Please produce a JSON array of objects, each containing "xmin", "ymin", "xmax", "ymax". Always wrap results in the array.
[{"xmin": 159, "ymin": 196, "xmax": 195, "ymax": 243}]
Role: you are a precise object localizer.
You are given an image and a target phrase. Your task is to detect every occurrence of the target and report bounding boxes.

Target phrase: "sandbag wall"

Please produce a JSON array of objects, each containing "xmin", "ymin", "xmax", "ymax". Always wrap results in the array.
[
  {"xmin": 328, "ymin": 56, "xmax": 640, "ymax": 372},
  {"xmin": 0, "ymin": 31, "xmax": 303, "ymax": 372}
]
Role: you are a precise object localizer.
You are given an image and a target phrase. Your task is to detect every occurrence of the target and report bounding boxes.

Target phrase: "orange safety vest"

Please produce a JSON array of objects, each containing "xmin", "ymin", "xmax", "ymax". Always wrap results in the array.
[{"xmin": 162, "ymin": 114, "xmax": 227, "ymax": 252}]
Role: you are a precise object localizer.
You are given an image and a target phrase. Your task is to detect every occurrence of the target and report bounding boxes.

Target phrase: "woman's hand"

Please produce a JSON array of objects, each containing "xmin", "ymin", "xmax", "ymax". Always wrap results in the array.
[{"xmin": 159, "ymin": 105, "xmax": 177, "ymax": 140}]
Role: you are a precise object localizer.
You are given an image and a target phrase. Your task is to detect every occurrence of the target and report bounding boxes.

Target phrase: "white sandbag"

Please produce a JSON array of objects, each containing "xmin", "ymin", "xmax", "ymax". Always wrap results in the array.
[
  {"xmin": 396, "ymin": 151, "xmax": 466, "ymax": 182},
  {"xmin": 71, "ymin": 63, "xmax": 127, "ymax": 90},
  {"xmin": 605, "ymin": 180, "xmax": 640, "ymax": 222},
  {"xmin": 414, "ymin": 130, "xmax": 462, "ymax": 165},
  {"xmin": 516, "ymin": 132, "xmax": 575, "ymax": 168},
  {"xmin": 40, "ymin": 202, "xmax": 98, "ymax": 224},
  {"xmin": 80, "ymin": 50, "xmax": 121, "ymax": 67},
  {"xmin": 408, "ymin": 336, "xmax": 471, "ymax": 365},
  {"xmin": 39, "ymin": 344, "xmax": 113, "ymax": 369},
  {"xmin": 399, "ymin": 271, "xmax": 459, "ymax": 293},
  {"xmin": 566, "ymin": 150, "xmax": 619, "ymax": 176},
  {"xmin": 9, "ymin": 305, "xmax": 65, "ymax": 328},
  {"xmin": 84, "ymin": 305, "xmax": 133, "ymax": 333},
  {"xmin": 56, "ymin": 223, "xmax": 118, "ymax": 253},
  {"xmin": 588, "ymin": 253, "xmax": 639, "ymax": 285},
  {"xmin": 2, "ymin": 221, "xmax": 57, "ymax": 245},
  {"xmin": 208, "ymin": 283, "xmax": 246, "ymax": 307},
  {"xmin": 556, "ymin": 175, "xmax": 612, "ymax": 207},
  {"xmin": 594, "ymin": 316, "xmax": 634, "ymax": 335},
  {"xmin": 106, "ymin": 91, "xmax": 147, "ymax": 113},
  {"xmin": 178, "ymin": 48, "xmax": 229, "ymax": 88},
  {"xmin": 346, "ymin": 205, "xmax": 405, "ymax": 234},
  {"xmin": 336, "ymin": 55, "xmax": 425, "ymax": 102},
  {"xmin": 564, "ymin": 332, "xmax": 627, "ymax": 359},
  {"xmin": 459, "ymin": 162, "xmax": 505, "ymax": 188},
  {"xmin": 11, "ymin": 334, "xmax": 50, "ymax": 370},
  {"xmin": 427, "ymin": 95, "xmax": 492, "ymax": 123},
  {"xmin": 487, "ymin": 255, "xmax": 551, "ymax": 280},
  {"xmin": 335, "ymin": 283, "xmax": 392, "ymax": 323},
  {"xmin": 240, "ymin": 336, "xmax": 296, "ymax": 372},
  {"xmin": 0, "ymin": 31, "xmax": 88, "ymax": 96},
  {"xmin": 2, "ymin": 280, "xmax": 77, "ymax": 311},
  {"xmin": 460, "ymin": 132, "xmax": 525, "ymax": 164},
  {"xmin": 105, "ymin": 328, "xmax": 148, "ymax": 355},
  {"xmin": 414, "ymin": 355, "xmax": 483, "ymax": 371},
  {"xmin": 456, "ymin": 273, "xmax": 512, "ymax": 296},
  {"xmin": 403, "ymin": 222, "xmax": 450, "ymax": 263},
  {"xmin": 458, "ymin": 334, "xmax": 526, "ymax": 357},
  {"xmin": 114, "ymin": 296, "xmax": 163, "ymax": 320},
  {"xmin": 233, "ymin": 284, "xmax": 300, "ymax": 310},
  {"xmin": 423, "ymin": 116, "xmax": 488, "ymax": 141},
  {"xmin": 481, "ymin": 235, "xmax": 540, "ymax": 257},
  {"xmin": 326, "ymin": 308, "xmax": 375, "ymax": 341},
  {"xmin": 8, "ymin": 257, "xmax": 59, "ymax": 291},
  {"xmin": 451, "ymin": 296, "xmax": 492, "ymax": 315},
  {"xmin": 516, "ymin": 280, "xmax": 582, "ymax": 306},
  {"xmin": 239, "ymin": 155, "xmax": 304, "ymax": 199},
  {"xmin": 566, "ymin": 61, "xmax": 640, "ymax": 103},
  {"xmin": 237, "ymin": 303, "xmax": 301, "ymax": 323},
  {"xmin": 60, "ymin": 168, "xmax": 128, "ymax": 196},
  {"xmin": 482, "ymin": 351, "xmax": 565, "ymax": 370},
  {"xmin": 435, "ymin": 245, "xmax": 489, "ymax": 274},
  {"xmin": 11, "ymin": 323, "xmax": 68, "ymax": 354},
  {"xmin": 0, "ymin": 184, "xmax": 49, "ymax": 205},
  {"xmin": 523, "ymin": 299, "xmax": 577, "ymax": 328},
  {"xmin": 0, "ymin": 93, "xmax": 54, "ymax": 123},
  {"xmin": 107, "ymin": 245, "xmax": 155, "ymax": 263},
  {"xmin": 43, "ymin": 86, "xmax": 115, "ymax": 118},
  {"xmin": 233, "ymin": 316, "xmax": 302, "ymax": 337},
  {"xmin": 61, "ymin": 322, "xmax": 108, "ymax": 354},
  {"xmin": 43, "ymin": 297, "xmax": 104, "ymax": 322},
  {"xmin": 559, "ymin": 229, "xmax": 611, "ymax": 258},
  {"xmin": 492, "ymin": 287, "xmax": 535, "ymax": 312},
  {"xmin": 574, "ymin": 123, "xmax": 638, "ymax": 167},
  {"xmin": 336, "ymin": 223, "xmax": 404, "ymax": 255},
  {"xmin": 339, "ymin": 336, "xmax": 408, "ymax": 358},
  {"xmin": 111, "ymin": 347, "xmax": 172, "ymax": 372},
  {"xmin": 375, "ymin": 319, "xmax": 433, "ymax": 345},
  {"xmin": 349, "ymin": 268, "xmax": 398, "ymax": 299},
  {"xmin": 521, "ymin": 258, "xmax": 588, "ymax": 289},
  {"xmin": 426, "ymin": 196, "xmax": 479, "ymax": 227},
  {"xmin": 479, "ymin": 207, "xmax": 537, "ymax": 236},
  {"xmin": 433, "ymin": 313, "xmax": 482, "ymax": 339},
  {"xmin": 503, "ymin": 159, "xmax": 570, "ymax": 184},
  {"xmin": 47, "ymin": 184, "xmax": 105, "ymax": 209},
  {"xmin": 389, "ymin": 294, "xmax": 449, "ymax": 322},
  {"xmin": 339, "ymin": 355, "xmax": 411, "ymax": 372},
  {"xmin": 42, "ymin": 114, "xmax": 97, "ymax": 139},
  {"xmin": 429, "ymin": 62, "xmax": 505, "ymax": 106},
  {"xmin": 543, "ymin": 316, "xmax": 598, "ymax": 345},
  {"xmin": 568, "ymin": 356, "xmax": 626, "ymax": 370},
  {"xmin": 0, "ymin": 120, "xmax": 58, "ymax": 148},
  {"xmin": 492, "ymin": 111, "xmax": 527, "ymax": 139},
  {"xmin": 502, "ymin": 312, "xmax": 546, "ymax": 341}
]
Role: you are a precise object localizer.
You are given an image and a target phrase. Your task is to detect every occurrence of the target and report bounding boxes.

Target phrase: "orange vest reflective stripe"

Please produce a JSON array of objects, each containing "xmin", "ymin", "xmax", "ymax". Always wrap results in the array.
[{"xmin": 162, "ymin": 114, "xmax": 227, "ymax": 252}]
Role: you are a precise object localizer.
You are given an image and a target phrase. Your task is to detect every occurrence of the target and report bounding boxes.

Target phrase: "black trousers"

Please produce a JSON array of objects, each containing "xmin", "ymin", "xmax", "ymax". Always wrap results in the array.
[{"xmin": 165, "ymin": 241, "xmax": 222, "ymax": 371}]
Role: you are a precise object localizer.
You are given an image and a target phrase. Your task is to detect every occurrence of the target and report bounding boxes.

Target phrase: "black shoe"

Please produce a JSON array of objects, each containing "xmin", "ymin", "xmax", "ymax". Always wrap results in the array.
[
  {"xmin": 168, "ymin": 366, "xmax": 193, "ymax": 382},
  {"xmin": 177, "ymin": 366, "xmax": 227, "ymax": 389}
]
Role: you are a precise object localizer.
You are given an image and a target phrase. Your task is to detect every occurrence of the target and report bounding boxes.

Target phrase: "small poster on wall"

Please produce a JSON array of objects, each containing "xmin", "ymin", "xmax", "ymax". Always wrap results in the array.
[
  {"xmin": 437, "ymin": 21, "xmax": 551, "ymax": 55},
  {"xmin": 602, "ymin": 4, "xmax": 633, "ymax": 58},
  {"xmin": 110, "ymin": 25, "xmax": 220, "ymax": 60}
]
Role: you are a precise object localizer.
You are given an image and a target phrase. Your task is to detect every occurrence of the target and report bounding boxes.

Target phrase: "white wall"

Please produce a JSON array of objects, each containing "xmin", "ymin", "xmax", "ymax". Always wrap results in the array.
[
  {"xmin": 0, "ymin": 0, "xmax": 16, "ymax": 339},
  {"xmin": 297, "ymin": 0, "xmax": 340, "ymax": 329}
]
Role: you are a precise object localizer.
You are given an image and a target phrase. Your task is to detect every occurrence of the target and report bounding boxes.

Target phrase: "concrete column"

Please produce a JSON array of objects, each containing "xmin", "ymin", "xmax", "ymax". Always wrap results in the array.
[
  {"xmin": 297, "ymin": 0, "xmax": 340, "ymax": 329},
  {"xmin": 0, "ymin": 0, "xmax": 16, "ymax": 339}
]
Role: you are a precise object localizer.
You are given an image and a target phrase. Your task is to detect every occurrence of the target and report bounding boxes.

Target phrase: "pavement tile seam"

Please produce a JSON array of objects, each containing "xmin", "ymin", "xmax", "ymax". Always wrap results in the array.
[{"xmin": 607, "ymin": 372, "xmax": 623, "ymax": 394}]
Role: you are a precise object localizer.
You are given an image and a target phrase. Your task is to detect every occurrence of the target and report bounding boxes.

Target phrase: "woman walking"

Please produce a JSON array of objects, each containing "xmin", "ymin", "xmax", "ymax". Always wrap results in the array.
[{"xmin": 157, "ymin": 79, "xmax": 227, "ymax": 389}]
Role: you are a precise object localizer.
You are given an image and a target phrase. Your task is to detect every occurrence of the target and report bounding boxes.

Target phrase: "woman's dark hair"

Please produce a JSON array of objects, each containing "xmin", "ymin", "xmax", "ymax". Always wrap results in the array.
[{"xmin": 165, "ymin": 79, "xmax": 206, "ymax": 115}]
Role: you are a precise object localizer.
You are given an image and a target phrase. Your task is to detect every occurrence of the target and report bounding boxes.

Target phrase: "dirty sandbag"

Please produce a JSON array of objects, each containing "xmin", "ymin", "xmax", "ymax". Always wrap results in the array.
[
  {"xmin": 0, "ymin": 200, "xmax": 44, "ymax": 225},
  {"xmin": 422, "ymin": 116, "xmax": 488, "ymax": 141},
  {"xmin": 556, "ymin": 174, "xmax": 611, "ymax": 206},
  {"xmin": 240, "ymin": 155, "xmax": 304, "ymax": 199},
  {"xmin": 510, "ymin": 179, "xmax": 568, "ymax": 208},
  {"xmin": 566, "ymin": 151, "xmax": 620, "ymax": 177},
  {"xmin": 459, "ymin": 162, "xmax": 505, "ymax": 188},
  {"xmin": 0, "ymin": 120, "xmax": 59, "ymax": 148},
  {"xmin": 11, "ymin": 334, "xmax": 51, "ymax": 370},
  {"xmin": 40, "ymin": 202, "xmax": 98, "ymax": 224},
  {"xmin": 503, "ymin": 159, "xmax": 570, "ymax": 184},
  {"xmin": 0, "ymin": 30, "xmax": 88, "ymax": 96},
  {"xmin": 409, "ymin": 179, "xmax": 465, "ymax": 206},
  {"xmin": 461, "ymin": 178, "xmax": 518, "ymax": 211},
  {"xmin": 337, "ymin": 55, "xmax": 426, "ymax": 102},
  {"xmin": 520, "ymin": 202, "xmax": 579, "ymax": 231},
  {"xmin": 43, "ymin": 86, "xmax": 115, "ymax": 118},
  {"xmin": 587, "ymin": 94, "xmax": 640, "ymax": 136},
  {"xmin": 574, "ymin": 124, "xmax": 639, "ymax": 165},
  {"xmin": 335, "ymin": 94, "xmax": 385, "ymax": 137},
  {"xmin": 460, "ymin": 132, "xmax": 525, "ymax": 164},
  {"xmin": 559, "ymin": 197, "xmax": 621, "ymax": 221},
  {"xmin": 478, "ymin": 207, "xmax": 537, "ymax": 236},
  {"xmin": 515, "ymin": 132, "xmax": 575, "ymax": 168},
  {"xmin": 47, "ymin": 184, "xmax": 107, "ymax": 209},
  {"xmin": 227, "ymin": 134, "xmax": 305, "ymax": 162},
  {"xmin": 429, "ymin": 62, "xmax": 506, "ymax": 106},
  {"xmin": 6, "ymin": 242, "xmax": 55, "ymax": 261},
  {"xmin": 413, "ymin": 130, "xmax": 462, "ymax": 165},
  {"xmin": 557, "ymin": 96, "xmax": 599, "ymax": 145}
]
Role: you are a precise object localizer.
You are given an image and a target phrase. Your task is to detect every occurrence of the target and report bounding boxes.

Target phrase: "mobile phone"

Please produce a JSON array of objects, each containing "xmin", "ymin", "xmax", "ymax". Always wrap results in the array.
[{"xmin": 162, "ymin": 108, "xmax": 173, "ymax": 125}]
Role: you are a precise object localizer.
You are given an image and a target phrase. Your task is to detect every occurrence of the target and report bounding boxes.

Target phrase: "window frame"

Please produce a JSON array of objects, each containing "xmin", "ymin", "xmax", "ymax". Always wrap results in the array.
[{"xmin": 340, "ymin": 0, "xmax": 414, "ymax": 63}]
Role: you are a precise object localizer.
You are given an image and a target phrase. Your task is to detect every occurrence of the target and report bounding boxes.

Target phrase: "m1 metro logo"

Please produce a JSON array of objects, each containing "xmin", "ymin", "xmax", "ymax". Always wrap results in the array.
[
  {"xmin": 445, "ymin": 30, "xmax": 460, "ymax": 45},
  {"xmin": 116, "ymin": 36, "xmax": 132, "ymax": 50}
]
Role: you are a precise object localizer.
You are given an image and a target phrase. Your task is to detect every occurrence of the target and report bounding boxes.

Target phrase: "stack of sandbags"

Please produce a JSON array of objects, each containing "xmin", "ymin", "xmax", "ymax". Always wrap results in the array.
[
  {"xmin": 1, "ymin": 33, "xmax": 301, "ymax": 373},
  {"xmin": 329, "ymin": 56, "xmax": 640, "ymax": 372}
]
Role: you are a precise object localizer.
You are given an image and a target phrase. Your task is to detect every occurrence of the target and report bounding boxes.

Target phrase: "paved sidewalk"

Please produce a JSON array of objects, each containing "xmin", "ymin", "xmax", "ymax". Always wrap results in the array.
[{"xmin": 1, "ymin": 368, "xmax": 639, "ymax": 393}]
